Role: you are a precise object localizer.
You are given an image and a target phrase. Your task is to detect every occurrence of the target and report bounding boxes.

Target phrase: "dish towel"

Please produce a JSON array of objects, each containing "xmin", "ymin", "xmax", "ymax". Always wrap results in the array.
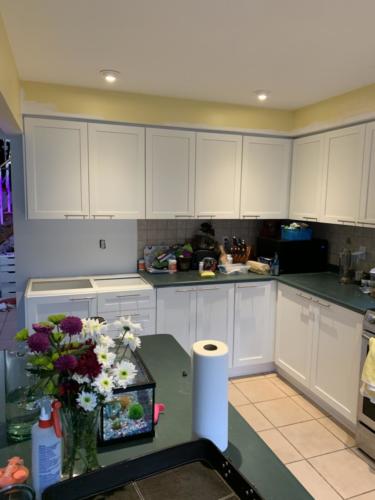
[{"xmin": 361, "ymin": 337, "xmax": 375, "ymax": 403}]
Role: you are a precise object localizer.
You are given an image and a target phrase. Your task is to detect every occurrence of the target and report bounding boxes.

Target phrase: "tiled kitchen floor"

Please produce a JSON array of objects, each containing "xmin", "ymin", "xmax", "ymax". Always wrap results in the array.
[{"xmin": 229, "ymin": 374, "xmax": 375, "ymax": 500}]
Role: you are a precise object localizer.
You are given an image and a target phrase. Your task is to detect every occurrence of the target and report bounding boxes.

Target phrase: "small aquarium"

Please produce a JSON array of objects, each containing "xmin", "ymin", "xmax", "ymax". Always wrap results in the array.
[{"xmin": 98, "ymin": 349, "xmax": 155, "ymax": 445}]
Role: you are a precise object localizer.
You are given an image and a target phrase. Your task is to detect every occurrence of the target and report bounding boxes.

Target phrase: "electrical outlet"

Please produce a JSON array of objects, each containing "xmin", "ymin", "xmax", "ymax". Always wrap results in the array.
[{"xmin": 99, "ymin": 239, "xmax": 106, "ymax": 249}]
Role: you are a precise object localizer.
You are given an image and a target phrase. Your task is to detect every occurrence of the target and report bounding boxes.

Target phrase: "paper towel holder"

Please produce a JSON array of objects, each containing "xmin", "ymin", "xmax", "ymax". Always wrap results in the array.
[{"xmin": 203, "ymin": 344, "xmax": 218, "ymax": 351}]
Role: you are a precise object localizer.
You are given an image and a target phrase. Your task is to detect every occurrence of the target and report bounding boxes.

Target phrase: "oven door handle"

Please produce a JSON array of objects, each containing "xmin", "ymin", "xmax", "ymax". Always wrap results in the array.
[{"xmin": 362, "ymin": 333, "xmax": 374, "ymax": 341}]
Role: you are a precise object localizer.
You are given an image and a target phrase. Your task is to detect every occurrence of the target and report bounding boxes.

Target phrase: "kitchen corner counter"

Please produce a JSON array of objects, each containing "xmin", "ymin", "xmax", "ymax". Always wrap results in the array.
[
  {"xmin": 140, "ymin": 270, "xmax": 273, "ymax": 287},
  {"xmin": 277, "ymin": 272, "xmax": 375, "ymax": 314}
]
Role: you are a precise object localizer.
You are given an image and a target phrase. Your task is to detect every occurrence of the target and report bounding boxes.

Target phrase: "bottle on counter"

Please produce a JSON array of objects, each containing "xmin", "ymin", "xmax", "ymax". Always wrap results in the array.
[
  {"xmin": 271, "ymin": 253, "xmax": 280, "ymax": 276},
  {"xmin": 32, "ymin": 399, "xmax": 62, "ymax": 500},
  {"xmin": 168, "ymin": 259, "xmax": 177, "ymax": 273}
]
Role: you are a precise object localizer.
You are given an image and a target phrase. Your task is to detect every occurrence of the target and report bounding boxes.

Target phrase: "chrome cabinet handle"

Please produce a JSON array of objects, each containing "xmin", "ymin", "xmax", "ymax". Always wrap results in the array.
[
  {"xmin": 197, "ymin": 215, "xmax": 216, "ymax": 218},
  {"xmin": 296, "ymin": 291, "xmax": 312, "ymax": 301},
  {"xmin": 237, "ymin": 284, "xmax": 257, "ymax": 288},
  {"xmin": 198, "ymin": 287, "xmax": 220, "ymax": 291},
  {"xmin": 92, "ymin": 214, "xmax": 115, "ymax": 219},
  {"xmin": 115, "ymin": 313, "xmax": 140, "ymax": 317},
  {"xmin": 176, "ymin": 289, "xmax": 195, "ymax": 293},
  {"xmin": 337, "ymin": 219, "xmax": 353, "ymax": 224},
  {"xmin": 174, "ymin": 215, "xmax": 193, "ymax": 218},
  {"xmin": 313, "ymin": 299, "xmax": 330, "ymax": 308},
  {"xmin": 302, "ymin": 216, "xmax": 318, "ymax": 221},
  {"xmin": 242, "ymin": 214, "xmax": 260, "ymax": 219},
  {"xmin": 116, "ymin": 294, "xmax": 141, "ymax": 298},
  {"xmin": 69, "ymin": 297, "xmax": 95, "ymax": 301},
  {"xmin": 64, "ymin": 214, "xmax": 88, "ymax": 219}
]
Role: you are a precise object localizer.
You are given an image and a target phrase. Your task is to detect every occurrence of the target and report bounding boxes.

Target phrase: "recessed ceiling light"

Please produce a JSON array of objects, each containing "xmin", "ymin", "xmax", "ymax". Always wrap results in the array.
[
  {"xmin": 100, "ymin": 70, "xmax": 120, "ymax": 83},
  {"xmin": 254, "ymin": 90, "xmax": 270, "ymax": 101}
]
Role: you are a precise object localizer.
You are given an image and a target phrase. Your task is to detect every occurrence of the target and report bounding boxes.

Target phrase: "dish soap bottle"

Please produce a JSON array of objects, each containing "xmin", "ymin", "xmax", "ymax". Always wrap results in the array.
[{"xmin": 32, "ymin": 399, "xmax": 62, "ymax": 500}]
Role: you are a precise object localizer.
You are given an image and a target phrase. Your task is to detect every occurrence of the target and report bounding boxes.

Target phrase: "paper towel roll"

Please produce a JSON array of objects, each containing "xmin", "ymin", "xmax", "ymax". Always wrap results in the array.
[{"xmin": 192, "ymin": 339, "xmax": 228, "ymax": 451}]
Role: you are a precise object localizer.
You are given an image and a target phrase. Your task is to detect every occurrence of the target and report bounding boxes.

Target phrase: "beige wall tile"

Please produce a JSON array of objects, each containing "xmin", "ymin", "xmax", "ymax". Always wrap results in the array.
[
  {"xmin": 255, "ymin": 398, "xmax": 313, "ymax": 427},
  {"xmin": 309, "ymin": 449, "xmax": 375, "ymax": 499},
  {"xmin": 258, "ymin": 428, "xmax": 303, "ymax": 464},
  {"xmin": 287, "ymin": 460, "xmax": 342, "ymax": 500},
  {"xmin": 236, "ymin": 404, "xmax": 274, "ymax": 432},
  {"xmin": 279, "ymin": 420, "xmax": 345, "ymax": 458}
]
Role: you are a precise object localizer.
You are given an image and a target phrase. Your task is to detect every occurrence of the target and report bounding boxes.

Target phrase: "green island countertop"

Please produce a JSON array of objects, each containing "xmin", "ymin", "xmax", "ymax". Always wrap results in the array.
[
  {"xmin": 0, "ymin": 335, "xmax": 311, "ymax": 500},
  {"xmin": 141, "ymin": 270, "xmax": 375, "ymax": 314}
]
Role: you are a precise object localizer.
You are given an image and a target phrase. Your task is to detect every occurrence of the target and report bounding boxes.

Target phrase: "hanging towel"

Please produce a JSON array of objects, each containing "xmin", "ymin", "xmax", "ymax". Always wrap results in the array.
[{"xmin": 361, "ymin": 337, "xmax": 375, "ymax": 403}]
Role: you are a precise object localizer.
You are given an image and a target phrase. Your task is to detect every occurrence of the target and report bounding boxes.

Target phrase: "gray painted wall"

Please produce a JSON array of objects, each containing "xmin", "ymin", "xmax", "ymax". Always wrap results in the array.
[{"xmin": 11, "ymin": 135, "xmax": 137, "ymax": 327}]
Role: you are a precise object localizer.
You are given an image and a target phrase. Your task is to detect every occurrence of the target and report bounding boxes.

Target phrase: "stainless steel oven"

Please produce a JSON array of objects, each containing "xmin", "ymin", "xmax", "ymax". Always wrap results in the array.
[{"xmin": 356, "ymin": 310, "xmax": 375, "ymax": 459}]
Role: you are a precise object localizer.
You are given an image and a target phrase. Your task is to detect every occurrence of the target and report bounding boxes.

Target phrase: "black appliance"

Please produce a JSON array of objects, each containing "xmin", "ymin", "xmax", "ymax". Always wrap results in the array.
[{"xmin": 257, "ymin": 237, "xmax": 328, "ymax": 274}]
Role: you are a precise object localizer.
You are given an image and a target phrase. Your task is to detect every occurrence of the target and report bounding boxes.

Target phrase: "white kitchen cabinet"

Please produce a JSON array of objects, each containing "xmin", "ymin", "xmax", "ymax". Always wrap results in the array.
[
  {"xmin": 195, "ymin": 284, "xmax": 234, "ymax": 366},
  {"xmin": 320, "ymin": 125, "xmax": 365, "ymax": 224},
  {"xmin": 233, "ymin": 282, "xmax": 276, "ymax": 368},
  {"xmin": 240, "ymin": 137, "xmax": 291, "ymax": 219},
  {"xmin": 275, "ymin": 284, "xmax": 314, "ymax": 388},
  {"xmin": 359, "ymin": 123, "xmax": 375, "ymax": 227},
  {"xmin": 24, "ymin": 117, "xmax": 89, "ymax": 219},
  {"xmin": 156, "ymin": 286, "xmax": 196, "ymax": 353},
  {"xmin": 146, "ymin": 128, "xmax": 195, "ymax": 218},
  {"xmin": 97, "ymin": 289, "xmax": 155, "ymax": 314},
  {"xmin": 310, "ymin": 298, "xmax": 362, "ymax": 424},
  {"xmin": 289, "ymin": 134, "xmax": 325, "ymax": 221},
  {"xmin": 88, "ymin": 123, "xmax": 145, "ymax": 219},
  {"xmin": 100, "ymin": 308, "xmax": 156, "ymax": 337},
  {"xmin": 25, "ymin": 294, "xmax": 97, "ymax": 331},
  {"xmin": 195, "ymin": 133, "xmax": 242, "ymax": 219}
]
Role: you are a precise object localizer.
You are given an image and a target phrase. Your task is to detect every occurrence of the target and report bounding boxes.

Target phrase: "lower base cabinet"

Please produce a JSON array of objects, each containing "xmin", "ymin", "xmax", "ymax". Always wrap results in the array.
[{"xmin": 276, "ymin": 283, "xmax": 362, "ymax": 424}]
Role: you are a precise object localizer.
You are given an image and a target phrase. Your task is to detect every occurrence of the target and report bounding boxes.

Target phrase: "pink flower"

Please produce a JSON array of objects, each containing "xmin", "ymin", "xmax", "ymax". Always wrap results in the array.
[
  {"xmin": 27, "ymin": 332, "xmax": 50, "ymax": 353},
  {"xmin": 32, "ymin": 323, "xmax": 54, "ymax": 335},
  {"xmin": 60, "ymin": 316, "xmax": 83, "ymax": 335}
]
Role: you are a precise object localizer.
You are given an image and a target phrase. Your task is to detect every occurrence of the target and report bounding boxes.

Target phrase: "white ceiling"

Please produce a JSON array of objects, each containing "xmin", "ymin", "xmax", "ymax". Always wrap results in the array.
[{"xmin": 2, "ymin": 0, "xmax": 375, "ymax": 109}]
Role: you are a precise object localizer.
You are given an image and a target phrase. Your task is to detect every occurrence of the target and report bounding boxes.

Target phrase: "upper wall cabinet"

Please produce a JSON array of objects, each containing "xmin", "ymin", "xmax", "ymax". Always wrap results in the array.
[
  {"xmin": 320, "ymin": 125, "xmax": 365, "ymax": 224},
  {"xmin": 195, "ymin": 133, "xmax": 242, "ymax": 219},
  {"xmin": 240, "ymin": 137, "xmax": 291, "ymax": 219},
  {"xmin": 359, "ymin": 123, "xmax": 375, "ymax": 227},
  {"xmin": 289, "ymin": 134, "xmax": 325, "ymax": 221},
  {"xmin": 24, "ymin": 117, "xmax": 89, "ymax": 219},
  {"xmin": 88, "ymin": 123, "xmax": 145, "ymax": 219},
  {"xmin": 146, "ymin": 128, "xmax": 195, "ymax": 219}
]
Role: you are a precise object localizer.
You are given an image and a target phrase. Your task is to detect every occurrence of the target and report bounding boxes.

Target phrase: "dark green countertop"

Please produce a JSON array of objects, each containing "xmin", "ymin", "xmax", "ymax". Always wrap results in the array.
[
  {"xmin": 141, "ymin": 270, "xmax": 375, "ymax": 314},
  {"xmin": 0, "ymin": 335, "xmax": 311, "ymax": 500}
]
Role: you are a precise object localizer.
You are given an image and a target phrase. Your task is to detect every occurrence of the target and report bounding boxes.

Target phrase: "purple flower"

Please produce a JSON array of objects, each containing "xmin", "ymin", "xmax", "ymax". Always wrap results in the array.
[
  {"xmin": 60, "ymin": 316, "xmax": 83, "ymax": 335},
  {"xmin": 27, "ymin": 332, "xmax": 50, "ymax": 353},
  {"xmin": 32, "ymin": 323, "xmax": 54, "ymax": 335},
  {"xmin": 54, "ymin": 354, "xmax": 78, "ymax": 372}
]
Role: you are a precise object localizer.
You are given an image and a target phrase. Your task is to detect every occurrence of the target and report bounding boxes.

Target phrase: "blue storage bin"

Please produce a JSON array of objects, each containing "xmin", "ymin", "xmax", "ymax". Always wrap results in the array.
[{"xmin": 281, "ymin": 227, "xmax": 312, "ymax": 241}]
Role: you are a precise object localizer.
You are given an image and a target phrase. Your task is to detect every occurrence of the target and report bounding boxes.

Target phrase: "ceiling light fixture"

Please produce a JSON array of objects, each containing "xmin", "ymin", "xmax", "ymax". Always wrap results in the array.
[
  {"xmin": 254, "ymin": 90, "xmax": 270, "ymax": 102},
  {"xmin": 100, "ymin": 69, "xmax": 120, "ymax": 83}
]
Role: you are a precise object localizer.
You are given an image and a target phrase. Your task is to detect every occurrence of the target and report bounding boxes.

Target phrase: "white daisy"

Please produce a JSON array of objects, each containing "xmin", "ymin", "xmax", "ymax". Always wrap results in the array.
[
  {"xmin": 97, "ymin": 335, "xmax": 115, "ymax": 349},
  {"xmin": 94, "ymin": 346, "xmax": 116, "ymax": 368},
  {"xmin": 76, "ymin": 391, "xmax": 97, "ymax": 412},
  {"xmin": 93, "ymin": 373, "xmax": 114, "ymax": 395},
  {"xmin": 112, "ymin": 316, "xmax": 133, "ymax": 329},
  {"xmin": 72, "ymin": 373, "xmax": 90, "ymax": 384},
  {"xmin": 113, "ymin": 361, "xmax": 137, "ymax": 388},
  {"xmin": 123, "ymin": 332, "xmax": 141, "ymax": 352},
  {"xmin": 81, "ymin": 318, "xmax": 107, "ymax": 338}
]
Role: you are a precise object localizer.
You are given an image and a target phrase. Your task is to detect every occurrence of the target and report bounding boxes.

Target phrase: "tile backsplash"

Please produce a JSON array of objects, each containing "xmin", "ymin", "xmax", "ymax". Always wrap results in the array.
[{"xmin": 137, "ymin": 219, "xmax": 375, "ymax": 270}]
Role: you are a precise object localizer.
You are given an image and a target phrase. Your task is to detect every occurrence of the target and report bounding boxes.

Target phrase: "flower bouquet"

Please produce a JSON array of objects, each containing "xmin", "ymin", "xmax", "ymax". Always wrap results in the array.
[{"xmin": 15, "ymin": 314, "xmax": 143, "ymax": 478}]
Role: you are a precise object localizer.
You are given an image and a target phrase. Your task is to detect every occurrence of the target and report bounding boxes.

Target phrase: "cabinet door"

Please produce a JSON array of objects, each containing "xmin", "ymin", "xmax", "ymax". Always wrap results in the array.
[
  {"xmin": 241, "ymin": 137, "xmax": 291, "ymax": 219},
  {"xmin": 88, "ymin": 123, "xmax": 145, "ymax": 219},
  {"xmin": 320, "ymin": 125, "xmax": 365, "ymax": 224},
  {"xmin": 146, "ymin": 128, "xmax": 195, "ymax": 218},
  {"xmin": 275, "ymin": 284, "xmax": 314, "ymax": 387},
  {"xmin": 196, "ymin": 284, "xmax": 234, "ymax": 367},
  {"xmin": 26, "ymin": 294, "xmax": 97, "ymax": 331},
  {"xmin": 289, "ymin": 134, "xmax": 325, "ymax": 221},
  {"xmin": 195, "ymin": 133, "xmax": 242, "ymax": 218},
  {"xmin": 310, "ymin": 299, "xmax": 362, "ymax": 424},
  {"xmin": 24, "ymin": 117, "xmax": 89, "ymax": 219},
  {"xmin": 156, "ymin": 287, "xmax": 196, "ymax": 353},
  {"xmin": 359, "ymin": 123, "xmax": 375, "ymax": 227},
  {"xmin": 233, "ymin": 282, "xmax": 276, "ymax": 368}
]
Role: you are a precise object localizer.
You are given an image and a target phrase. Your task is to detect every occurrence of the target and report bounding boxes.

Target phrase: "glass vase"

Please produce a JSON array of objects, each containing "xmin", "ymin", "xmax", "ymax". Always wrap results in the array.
[{"xmin": 61, "ymin": 407, "xmax": 100, "ymax": 479}]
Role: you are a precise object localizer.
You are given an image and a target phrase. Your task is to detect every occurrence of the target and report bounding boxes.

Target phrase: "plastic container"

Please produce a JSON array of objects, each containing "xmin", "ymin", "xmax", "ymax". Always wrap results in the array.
[
  {"xmin": 281, "ymin": 227, "xmax": 312, "ymax": 241},
  {"xmin": 168, "ymin": 259, "xmax": 177, "ymax": 273},
  {"xmin": 137, "ymin": 259, "xmax": 145, "ymax": 272}
]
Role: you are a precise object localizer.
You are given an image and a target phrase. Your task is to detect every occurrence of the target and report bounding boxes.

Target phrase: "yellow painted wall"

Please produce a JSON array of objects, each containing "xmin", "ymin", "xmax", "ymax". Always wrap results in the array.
[
  {"xmin": 0, "ymin": 14, "xmax": 21, "ymax": 132},
  {"xmin": 293, "ymin": 84, "xmax": 375, "ymax": 130},
  {"xmin": 21, "ymin": 81, "xmax": 294, "ymax": 132}
]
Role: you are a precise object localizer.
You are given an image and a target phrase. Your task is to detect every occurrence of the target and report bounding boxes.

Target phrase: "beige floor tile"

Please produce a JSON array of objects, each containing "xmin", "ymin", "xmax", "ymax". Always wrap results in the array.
[
  {"xmin": 236, "ymin": 403, "xmax": 274, "ymax": 432},
  {"xmin": 232, "ymin": 374, "xmax": 265, "ymax": 384},
  {"xmin": 269, "ymin": 376, "xmax": 299, "ymax": 396},
  {"xmin": 236, "ymin": 378, "xmax": 287, "ymax": 403},
  {"xmin": 263, "ymin": 372, "xmax": 278, "ymax": 378},
  {"xmin": 318, "ymin": 417, "xmax": 356, "ymax": 447},
  {"xmin": 258, "ymin": 428, "xmax": 303, "ymax": 464},
  {"xmin": 228, "ymin": 383, "xmax": 249, "ymax": 406},
  {"xmin": 279, "ymin": 420, "xmax": 345, "ymax": 458},
  {"xmin": 287, "ymin": 460, "xmax": 342, "ymax": 500},
  {"xmin": 350, "ymin": 491, "xmax": 375, "ymax": 499},
  {"xmin": 291, "ymin": 394, "xmax": 326, "ymax": 419},
  {"xmin": 255, "ymin": 397, "xmax": 313, "ymax": 427},
  {"xmin": 309, "ymin": 449, "xmax": 375, "ymax": 499}
]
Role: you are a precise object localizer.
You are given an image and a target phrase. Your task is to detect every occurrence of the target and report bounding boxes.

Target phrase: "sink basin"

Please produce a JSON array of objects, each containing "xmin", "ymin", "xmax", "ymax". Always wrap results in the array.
[
  {"xmin": 31, "ymin": 279, "xmax": 93, "ymax": 292},
  {"xmin": 93, "ymin": 277, "xmax": 149, "ymax": 289}
]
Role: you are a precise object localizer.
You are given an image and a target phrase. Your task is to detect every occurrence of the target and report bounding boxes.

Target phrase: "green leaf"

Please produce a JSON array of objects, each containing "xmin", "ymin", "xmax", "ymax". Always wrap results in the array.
[{"xmin": 15, "ymin": 328, "xmax": 29, "ymax": 342}]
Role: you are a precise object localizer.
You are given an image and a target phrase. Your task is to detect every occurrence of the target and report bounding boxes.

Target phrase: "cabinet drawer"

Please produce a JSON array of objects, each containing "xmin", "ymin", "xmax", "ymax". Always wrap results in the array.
[
  {"xmin": 97, "ymin": 290, "xmax": 155, "ymax": 313},
  {"xmin": 101, "ymin": 309, "xmax": 156, "ymax": 336}
]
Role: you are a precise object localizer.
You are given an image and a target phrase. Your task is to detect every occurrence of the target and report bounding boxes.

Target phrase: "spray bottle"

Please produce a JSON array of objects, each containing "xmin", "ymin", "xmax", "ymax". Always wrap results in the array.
[{"xmin": 32, "ymin": 398, "xmax": 62, "ymax": 500}]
